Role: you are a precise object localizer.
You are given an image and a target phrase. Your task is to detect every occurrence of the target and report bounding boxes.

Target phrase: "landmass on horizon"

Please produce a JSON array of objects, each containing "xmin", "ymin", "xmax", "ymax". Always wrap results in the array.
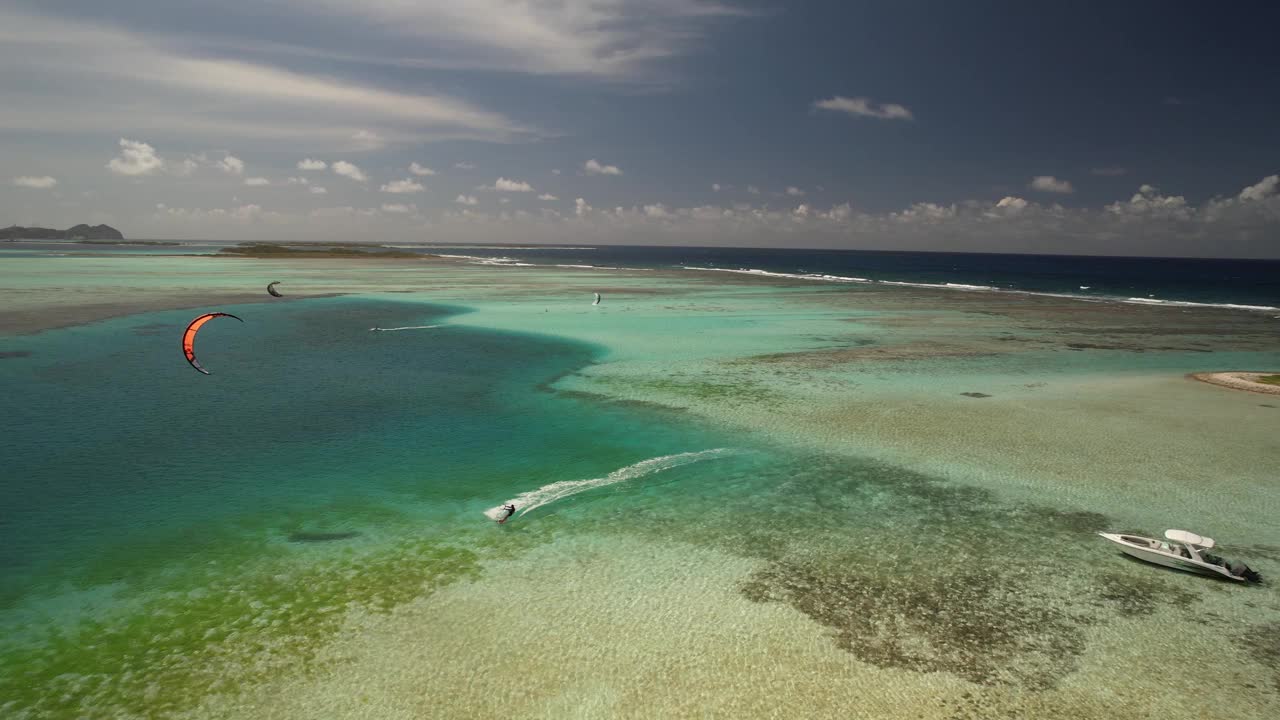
[{"xmin": 1, "ymin": 224, "xmax": 124, "ymax": 241}]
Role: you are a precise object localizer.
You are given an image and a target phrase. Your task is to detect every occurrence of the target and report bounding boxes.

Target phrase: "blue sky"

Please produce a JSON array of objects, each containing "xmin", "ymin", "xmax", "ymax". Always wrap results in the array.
[{"xmin": 2, "ymin": 0, "xmax": 1279, "ymax": 256}]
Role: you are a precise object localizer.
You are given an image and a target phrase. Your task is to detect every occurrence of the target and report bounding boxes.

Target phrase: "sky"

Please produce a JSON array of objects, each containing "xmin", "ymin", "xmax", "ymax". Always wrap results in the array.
[{"xmin": 2, "ymin": 0, "xmax": 1279, "ymax": 257}]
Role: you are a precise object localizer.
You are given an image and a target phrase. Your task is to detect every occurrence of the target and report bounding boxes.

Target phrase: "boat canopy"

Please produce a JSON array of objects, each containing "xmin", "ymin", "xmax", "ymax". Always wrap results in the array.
[{"xmin": 1165, "ymin": 529, "xmax": 1215, "ymax": 548}]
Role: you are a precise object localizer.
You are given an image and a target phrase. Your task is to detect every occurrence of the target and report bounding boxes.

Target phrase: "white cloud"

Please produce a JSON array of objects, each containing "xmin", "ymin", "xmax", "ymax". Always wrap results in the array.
[
  {"xmin": 643, "ymin": 204, "xmax": 671, "ymax": 218},
  {"xmin": 381, "ymin": 178, "xmax": 425, "ymax": 194},
  {"xmin": 287, "ymin": 176, "xmax": 309, "ymax": 185},
  {"xmin": 822, "ymin": 203, "xmax": 852, "ymax": 221},
  {"xmin": 381, "ymin": 203, "xmax": 414, "ymax": 213},
  {"xmin": 332, "ymin": 161, "xmax": 367, "ymax": 182},
  {"xmin": 409, "ymin": 162, "xmax": 436, "ymax": 176},
  {"xmin": 352, "ymin": 129, "xmax": 384, "ymax": 149},
  {"xmin": 711, "ymin": 183, "xmax": 722, "ymax": 191},
  {"xmin": 1238, "ymin": 175, "xmax": 1278, "ymax": 202},
  {"xmin": 0, "ymin": 11, "xmax": 529, "ymax": 145},
  {"xmin": 813, "ymin": 96, "xmax": 914, "ymax": 121},
  {"xmin": 785, "ymin": 186, "xmax": 805, "ymax": 197},
  {"xmin": 538, "ymin": 193, "xmax": 559, "ymax": 201},
  {"xmin": 298, "ymin": 158, "xmax": 327, "ymax": 171},
  {"xmin": 993, "ymin": 196, "xmax": 1029, "ymax": 214},
  {"xmin": 271, "ymin": 0, "xmax": 750, "ymax": 79},
  {"xmin": 584, "ymin": 158, "xmax": 622, "ymax": 176},
  {"xmin": 1091, "ymin": 167, "xmax": 1127, "ymax": 177},
  {"xmin": 489, "ymin": 177, "xmax": 534, "ymax": 192},
  {"xmin": 243, "ymin": 177, "xmax": 270, "ymax": 186},
  {"xmin": 454, "ymin": 162, "xmax": 476, "ymax": 170},
  {"xmin": 792, "ymin": 204, "xmax": 810, "ymax": 218},
  {"xmin": 747, "ymin": 185, "xmax": 760, "ymax": 195},
  {"xmin": 218, "ymin": 155, "xmax": 245, "ymax": 175},
  {"xmin": 1107, "ymin": 184, "xmax": 1188, "ymax": 218},
  {"xmin": 575, "ymin": 197, "xmax": 592, "ymax": 217},
  {"xmin": 455, "ymin": 194, "xmax": 479, "ymax": 205},
  {"xmin": 106, "ymin": 138, "xmax": 164, "ymax": 176},
  {"xmin": 13, "ymin": 175, "xmax": 58, "ymax": 189},
  {"xmin": 1029, "ymin": 176, "xmax": 1074, "ymax": 194},
  {"xmin": 309, "ymin": 185, "xmax": 328, "ymax": 194}
]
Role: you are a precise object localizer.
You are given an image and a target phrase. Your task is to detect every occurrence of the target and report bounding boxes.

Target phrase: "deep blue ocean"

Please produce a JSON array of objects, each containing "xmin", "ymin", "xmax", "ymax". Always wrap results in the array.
[{"xmin": 428, "ymin": 245, "xmax": 1280, "ymax": 310}]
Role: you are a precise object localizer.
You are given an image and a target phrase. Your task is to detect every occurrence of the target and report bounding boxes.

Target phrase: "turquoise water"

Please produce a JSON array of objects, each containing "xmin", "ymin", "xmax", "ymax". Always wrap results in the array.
[
  {"xmin": 0, "ymin": 296, "xmax": 735, "ymax": 601},
  {"xmin": 2, "ymin": 254, "xmax": 1279, "ymax": 719}
]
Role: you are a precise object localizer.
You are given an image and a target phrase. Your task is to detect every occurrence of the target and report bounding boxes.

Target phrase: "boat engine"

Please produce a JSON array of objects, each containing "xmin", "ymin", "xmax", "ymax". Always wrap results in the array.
[{"xmin": 1227, "ymin": 560, "xmax": 1262, "ymax": 583}]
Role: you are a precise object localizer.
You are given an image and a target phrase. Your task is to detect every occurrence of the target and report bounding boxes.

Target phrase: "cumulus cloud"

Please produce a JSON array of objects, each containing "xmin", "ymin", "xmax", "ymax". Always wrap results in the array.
[
  {"xmin": 243, "ymin": 177, "xmax": 270, "ymax": 186},
  {"xmin": 455, "ymin": 194, "xmax": 478, "ymax": 205},
  {"xmin": 409, "ymin": 162, "xmax": 436, "ymax": 176},
  {"xmin": 332, "ymin": 161, "xmax": 367, "ymax": 182},
  {"xmin": 1107, "ymin": 184, "xmax": 1188, "ymax": 218},
  {"xmin": 538, "ymin": 193, "xmax": 559, "ymax": 201},
  {"xmin": 1238, "ymin": 175, "xmax": 1278, "ymax": 202},
  {"xmin": 309, "ymin": 185, "xmax": 328, "ymax": 194},
  {"xmin": 992, "ymin": 196, "xmax": 1029, "ymax": 215},
  {"xmin": 13, "ymin": 175, "xmax": 57, "ymax": 189},
  {"xmin": 488, "ymin": 177, "xmax": 534, "ymax": 192},
  {"xmin": 454, "ymin": 161, "xmax": 476, "ymax": 170},
  {"xmin": 747, "ymin": 185, "xmax": 760, "ymax": 195},
  {"xmin": 785, "ymin": 186, "xmax": 805, "ymax": 196},
  {"xmin": 287, "ymin": 176, "xmax": 309, "ymax": 185},
  {"xmin": 711, "ymin": 183, "xmax": 723, "ymax": 191},
  {"xmin": 218, "ymin": 155, "xmax": 245, "ymax": 175},
  {"xmin": 813, "ymin": 96, "xmax": 914, "ymax": 121},
  {"xmin": 1029, "ymin": 176, "xmax": 1074, "ymax": 193},
  {"xmin": 170, "ymin": 158, "xmax": 199, "ymax": 177},
  {"xmin": 297, "ymin": 158, "xmax": 327, "ymax": 171},
  {"xmin": 380, "ymin": 203, "xmax": 413, "ymax": 213},
  {"xmin": 107, "ymin": 138, "xmax": 165, "ymax": 176},
  {"xmin": 381, "ymin": 178, "xmax": 425, "ymax": 194},
  {"xmin": 575, "ymin": 197, "xmax": 592, "ymax": 217},
  {"xmin": 584, "ymin": 158, "xmax": 622, "ymax": 176},
  {"xmin": 643, "ymin": 203, "xmax": 671, "ymax": 218}
]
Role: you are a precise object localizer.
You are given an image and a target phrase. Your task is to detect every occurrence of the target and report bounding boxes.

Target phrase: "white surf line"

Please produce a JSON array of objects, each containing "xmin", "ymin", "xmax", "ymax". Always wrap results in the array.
[
  {"xmin": 484, "ymin": 448, "xmax": 735, "ymax": 521},
  {"xmin": 369, "ymin": 325, "xmax": 442, "ymax": 331},
  {"xmin": 682, "ymin": 266, "xmax": 1280, "ymax": 313}
]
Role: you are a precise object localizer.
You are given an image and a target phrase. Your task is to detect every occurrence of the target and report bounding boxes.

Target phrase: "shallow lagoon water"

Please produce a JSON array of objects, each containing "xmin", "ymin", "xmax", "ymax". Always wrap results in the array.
[{"xmin": 1, "ymin": 251, "xmax": 1279, "ymax": 719}]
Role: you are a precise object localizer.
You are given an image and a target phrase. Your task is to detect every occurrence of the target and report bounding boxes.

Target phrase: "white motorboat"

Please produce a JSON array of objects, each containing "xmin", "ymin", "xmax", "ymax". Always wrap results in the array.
[{"xmin": 1097, "ymin": 529, "xmax": 1262, "ymax": 583}]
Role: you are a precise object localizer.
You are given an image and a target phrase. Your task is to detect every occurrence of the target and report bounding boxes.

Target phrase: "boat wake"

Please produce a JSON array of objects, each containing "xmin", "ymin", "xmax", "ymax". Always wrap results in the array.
[
  {"xmin": 370, "ymin": 325, "xmax": 441, "ymax": 331},
  {"xmin": 484, "ymin": 448, "xmax": 734, "ymax": 521}
]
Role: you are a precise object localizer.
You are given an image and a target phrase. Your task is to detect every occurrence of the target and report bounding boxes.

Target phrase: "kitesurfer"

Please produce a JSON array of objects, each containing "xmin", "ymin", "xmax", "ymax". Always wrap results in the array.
[{"xmin": 498, "ymin": 504, "xmax": 517, "ymax": 524}]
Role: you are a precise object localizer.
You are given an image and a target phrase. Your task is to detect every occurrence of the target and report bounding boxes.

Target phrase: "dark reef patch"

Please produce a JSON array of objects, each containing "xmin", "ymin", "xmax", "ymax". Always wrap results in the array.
[
  {"xmin": 0, "ymin": 350, "xmax": 32, "ymax": 359},
  {"xmin": 960, "ymin": 392, "xmax": 992, "ymax": 398},
  {"xmin": 740, "ymin": 561, "xmax": 1087, "ymax": 689}
]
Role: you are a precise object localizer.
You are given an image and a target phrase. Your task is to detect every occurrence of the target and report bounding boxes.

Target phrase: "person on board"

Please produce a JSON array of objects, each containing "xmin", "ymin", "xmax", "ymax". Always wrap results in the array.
[{"xmin": 498, "ymin": 504, "xmax": 517, "ymax": 524}]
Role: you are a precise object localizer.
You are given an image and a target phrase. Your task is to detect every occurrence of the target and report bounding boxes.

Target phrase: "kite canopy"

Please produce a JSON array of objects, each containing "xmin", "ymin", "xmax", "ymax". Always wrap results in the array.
[
  {"xmin": 182, "ymin": 312, "xmax": 243, "ymax": 375},
  {"xmin": 267, "ymin": 281, "xmax": 283, "ymax": 298}
]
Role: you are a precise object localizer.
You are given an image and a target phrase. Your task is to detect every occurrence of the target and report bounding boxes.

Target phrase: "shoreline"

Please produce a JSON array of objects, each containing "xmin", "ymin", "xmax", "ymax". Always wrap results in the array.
[{"xmin": 1190, "ymin": 371, "xmax": 1280, "ymax": 395}]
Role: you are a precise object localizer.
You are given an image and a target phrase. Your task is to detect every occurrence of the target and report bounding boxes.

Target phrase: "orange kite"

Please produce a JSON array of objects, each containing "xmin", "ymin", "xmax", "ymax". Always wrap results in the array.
[{"xmin": 182, "ymin": 312, "xmax": 243, "ymax": 375}]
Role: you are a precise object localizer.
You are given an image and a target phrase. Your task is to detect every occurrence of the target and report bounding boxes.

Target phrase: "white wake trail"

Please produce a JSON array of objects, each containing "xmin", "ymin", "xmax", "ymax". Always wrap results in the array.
[
  {"xmin": 484, "ymin": 448, "xmax": 734, "ymax": 521},
  {"xmin": 369, "ymin": 325, "xmax": 441, "ymax": 331}
]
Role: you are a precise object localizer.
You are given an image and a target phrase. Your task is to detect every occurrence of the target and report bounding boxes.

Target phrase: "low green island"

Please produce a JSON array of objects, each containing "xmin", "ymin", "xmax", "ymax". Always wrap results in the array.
[{"xmin": 216, "ymin": 242, "xmax": 431, "ymax": 259}]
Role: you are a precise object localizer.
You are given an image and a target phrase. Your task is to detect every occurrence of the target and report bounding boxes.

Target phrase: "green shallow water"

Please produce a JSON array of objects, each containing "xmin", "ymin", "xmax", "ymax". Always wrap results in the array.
[{"xmin": 2, "ymin": 254, "xmax": 1279, "ymax": 719}]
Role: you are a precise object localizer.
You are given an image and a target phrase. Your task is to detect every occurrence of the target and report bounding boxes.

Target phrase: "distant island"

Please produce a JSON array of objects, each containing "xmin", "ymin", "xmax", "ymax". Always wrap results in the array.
[
  {"xmin": 217, "ymin": 242, "xmax": 429, "ymax": 259},
  {"xmin": 0, "ymin": 224, "xmax": 125, "ymax": 241}
]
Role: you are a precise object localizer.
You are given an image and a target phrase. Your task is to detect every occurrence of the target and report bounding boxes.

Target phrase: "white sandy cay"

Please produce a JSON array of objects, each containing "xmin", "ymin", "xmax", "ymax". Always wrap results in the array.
[{"xmin": 1191, "ymin": 371, "xmax": 1280, "ymax": 395}]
